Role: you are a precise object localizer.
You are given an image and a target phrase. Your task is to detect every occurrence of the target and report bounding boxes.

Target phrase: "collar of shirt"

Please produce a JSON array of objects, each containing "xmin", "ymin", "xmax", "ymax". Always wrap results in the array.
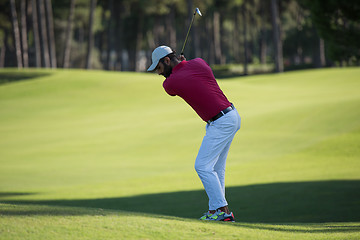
[{"xmin": 172, "ymin": 60, "xmax": 187, "ymax": 73}]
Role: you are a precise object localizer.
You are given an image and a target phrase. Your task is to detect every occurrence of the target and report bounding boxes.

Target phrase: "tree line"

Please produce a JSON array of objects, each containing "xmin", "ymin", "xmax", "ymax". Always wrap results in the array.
[{"xmin": 0, "ymin": 0, "xmax": 359, "ymax": 73}]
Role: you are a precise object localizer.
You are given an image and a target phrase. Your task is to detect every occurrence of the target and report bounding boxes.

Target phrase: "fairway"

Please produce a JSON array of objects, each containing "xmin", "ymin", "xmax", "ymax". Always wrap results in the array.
[{"xmin": 0, "ymin": 68, "xmax": 359, "ymax": 239}]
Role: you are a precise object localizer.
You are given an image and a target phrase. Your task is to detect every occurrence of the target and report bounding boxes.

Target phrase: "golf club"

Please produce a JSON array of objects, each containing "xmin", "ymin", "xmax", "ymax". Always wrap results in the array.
[{"xmin": 180, "ymin": 8, "xmax": 202, "ymax": 56}]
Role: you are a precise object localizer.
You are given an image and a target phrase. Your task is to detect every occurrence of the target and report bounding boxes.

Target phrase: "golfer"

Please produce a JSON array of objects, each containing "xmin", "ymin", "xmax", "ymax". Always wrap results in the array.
[{"xmin": 148, "ymin": 46, "xmax": 241, "ymax": 222}]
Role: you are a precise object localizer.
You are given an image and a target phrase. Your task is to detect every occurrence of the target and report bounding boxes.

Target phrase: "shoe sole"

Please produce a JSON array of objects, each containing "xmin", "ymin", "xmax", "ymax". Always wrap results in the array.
[{"xmin": 223, "ymin": 218, "xmax": 235, "ymax": 222}]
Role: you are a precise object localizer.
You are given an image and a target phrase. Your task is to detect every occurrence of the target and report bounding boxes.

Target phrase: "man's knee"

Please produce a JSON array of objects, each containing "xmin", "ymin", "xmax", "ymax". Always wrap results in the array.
[{"xmin": 195, "ymin": 161, "xmax": 212, "ymax": 175}]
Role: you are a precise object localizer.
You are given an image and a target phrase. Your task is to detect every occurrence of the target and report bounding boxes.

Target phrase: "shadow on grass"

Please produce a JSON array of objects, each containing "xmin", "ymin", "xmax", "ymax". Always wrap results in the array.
[
  {"xmin": 1, "ymin": 180, "xmax": 359, "ymax": 226},
  {"xmin": 0, "ymin": 72, "xmax": 52, "ymax": 85},
  {"xmin": 0, "ymin": 192, "xmax": 35, "ymax": 197},
  {"xmin": 235, "ymin": 223, "xmax": 360, "ymax": 233}
]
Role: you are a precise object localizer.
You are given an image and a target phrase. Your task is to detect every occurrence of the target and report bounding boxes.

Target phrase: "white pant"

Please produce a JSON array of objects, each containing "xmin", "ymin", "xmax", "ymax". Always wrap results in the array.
[{"xmin": 195, "ymin": 108, "xmax": 241, "ymax": 210}]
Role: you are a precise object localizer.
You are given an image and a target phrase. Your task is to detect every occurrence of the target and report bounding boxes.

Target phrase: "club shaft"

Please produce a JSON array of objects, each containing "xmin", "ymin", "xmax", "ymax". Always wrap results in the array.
[{"xmin": 181, "ymin": 12, "xmax": 196, "ymax": 55}]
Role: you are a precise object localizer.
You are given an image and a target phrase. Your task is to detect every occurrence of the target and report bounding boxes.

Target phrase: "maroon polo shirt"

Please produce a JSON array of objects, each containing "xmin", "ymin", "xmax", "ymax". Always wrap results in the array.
[{"xmin": 163, "ymin": 58, "xmax": 231, "ymax": 122}]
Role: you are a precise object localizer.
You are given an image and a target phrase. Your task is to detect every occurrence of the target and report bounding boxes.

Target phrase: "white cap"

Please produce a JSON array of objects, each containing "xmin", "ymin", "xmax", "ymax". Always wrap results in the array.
[{"xmin": 147, "ymin": 46, "xmax": 173, "ymax": 72}]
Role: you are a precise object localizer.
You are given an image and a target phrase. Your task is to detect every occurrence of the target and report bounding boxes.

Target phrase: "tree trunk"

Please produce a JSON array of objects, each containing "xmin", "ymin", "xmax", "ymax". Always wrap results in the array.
[
  {"xmin": 168, "ymin": 6, "xmax": 177, "ymax": 50},
  {"xmin": 153, "ymin": 15, "xmax": 161, "ymax": 46},
  {"xmin": 319, "ymin": 38, "xmax": 325, "ymax": 66},
  {"xmin": 86, "ymin": 0, "xmax": 96, "ymax": 69},
  {"xmin": 98, "ymin": 6, "xmax": 106, "ymax": 67},
  {"xmin": 219, "ymin": 13, "xmax": 226, "ymax": 64},
  {"xmin": 213, "ymin": 11, "xmax": 222, "ymax": 64},
  {"xmin": 106, "ymin": 0, "xmax": 114, "ymax": 70},
  {"xmin": 242, "ymin": 4, "xmax": 248, "ymax": 75},
  {"xmin": 193, "ymin": 24, "xmax": 200, "ymax": 58},
  {"xmin": 260, "ymin": 28, "xmax": 267, "ymax": 64},
  {"xmin": 259, "ymin": 3, "xmax": 267, "ymax": 65},
  {"xmin": 38, "ymin": 0, "xmax": 50, "ymax": 68},
  {"xmin": 114, "ymin": 1, "xmax": 125, "ymax": 71},
  {"xmin": 135, "ymin": 11, "xmax": 144, "ymax": 72},
  {"xmin": 271, "ymin": 0, "xmax": 283, "ymax": 72},
  {"xmin": 63, "ymin": 0, "xmax": 75, "ymax": 68},
  {"xmin": 206, "ymin": 16, "xmax": 215, "ymax": 65},
  {"xmin": 315, "ymin": 37, "xmax": 326, "ymax": 68},
  {"xmin": 31, "ymin": 0, "xmax": 41, "ymax": 67},
  {"xmin": 10, "ymin": 0, "xmax": 23, "ymax": 68},
  {"xmin": 20, "ymin": 0, "xmax": 29, "ymax": 67},
  {"xmin": 0, "ymin": 37, "xmax": 6, "ymax": 68},
  {"xmin": 233, "ymin": 9, "xmax": 240, "ymax": 63},
  {"xmin": 45, "ymin": 0, "xmax": 57, "ymax": 68}
]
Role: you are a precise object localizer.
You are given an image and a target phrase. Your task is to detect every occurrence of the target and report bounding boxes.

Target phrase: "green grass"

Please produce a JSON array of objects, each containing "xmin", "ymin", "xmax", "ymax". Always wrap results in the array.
[{"xmin": 0, "ymin": 67, "xmax": 359, "ymax": 239}]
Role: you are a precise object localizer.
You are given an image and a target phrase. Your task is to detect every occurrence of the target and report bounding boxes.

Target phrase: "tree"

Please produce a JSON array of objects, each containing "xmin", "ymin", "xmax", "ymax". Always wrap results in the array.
[
  {"xmin": 63, "ymin": 0, "xmax": 76, "ymax": 68},
  {"xmin": 3, "ymin": 0, "xmax": 352, "ymax": 71},
  {"xmin": 205, "ymin": 12, "xmax": 215, "ymax": 65},
  {"xmin": 213, "ymin": 10, "xmax": 222, "ymax": 64},
  {"xmin": 38, "ymin": 0, "xmax": 50, "ymax": 68},
  {"xmin": 315, "ymin": 37, "xmax": 325, "ymax": 67},
  {"xmin": 242, "ymin": 1, "xmax": 248, "ymax": 75},
  {"xmin": 20, "ymin": 0, "xmax": 28, "ymax": 67},
  {"xmin": 31, "ymin": 0, "xmax": 41, "ymax": 67},
  {"xmin": 168, "ymin": 4, "xmax": 177, "ymax": 50},
  {"xmin": 45, "ymin": 0, "xmax": 57, "ymax": 68},
  {"xmin": 0, "ymin": 36, "xmax": 5, "ymax": 68},
  {"xmin": 135, "ymin": 2, "xmax": 144, "ymax": 72},
  {"xmin": 10, "ymin": 0, "xmax": 23, "ymax": 68},
  {"xmin": 105, "ymin": 0, "xmax": 115, "ymax": 70},
  {"xmin": 113, "ymin": 0, "xmax": 126, "ymax": 71},
  {"xmin": 86, "ymin": 0, "xmax": 96, "ymax": 69},
  {"xmin": 271, "ymin": 0, "xmax": 283, "ymax": 72},
  {"xmin": 258, "ymin": 0, "xmax": 271, "ymax": 65},
  {"xmin": 300, "ymin": 0, "xmax": 360, "ymax": 64}
]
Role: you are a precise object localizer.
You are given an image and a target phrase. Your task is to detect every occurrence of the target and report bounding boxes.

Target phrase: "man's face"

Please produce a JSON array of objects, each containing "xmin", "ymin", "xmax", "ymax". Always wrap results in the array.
[{"xmin": 156, "ymin": 57, "xmax": 172, "ymax": 78}]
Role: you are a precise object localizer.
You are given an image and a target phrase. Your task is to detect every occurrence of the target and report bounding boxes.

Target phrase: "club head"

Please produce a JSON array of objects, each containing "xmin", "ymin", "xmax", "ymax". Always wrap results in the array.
[{"xmin": 196, "ymin": 8, "xmax": 202, "ymax": 16}]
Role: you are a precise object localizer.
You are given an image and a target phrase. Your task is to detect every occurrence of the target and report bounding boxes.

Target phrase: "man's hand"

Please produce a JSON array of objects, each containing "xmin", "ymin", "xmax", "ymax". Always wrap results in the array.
[{"xmin": 179, "ymin": 55, "xmax": 186, "ymax": 61}]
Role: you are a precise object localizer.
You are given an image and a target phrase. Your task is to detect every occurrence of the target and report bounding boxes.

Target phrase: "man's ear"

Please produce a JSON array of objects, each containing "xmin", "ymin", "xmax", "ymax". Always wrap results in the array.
[{"xmin": 164, "ymin": 56, "xmax": 171, "ymax": 65}]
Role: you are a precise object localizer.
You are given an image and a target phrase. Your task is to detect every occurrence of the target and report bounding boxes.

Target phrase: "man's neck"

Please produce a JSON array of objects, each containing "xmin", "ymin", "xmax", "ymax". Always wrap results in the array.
[{"xmin": 171, "ymin": 59, "xmax": 181, "ymax": 68}]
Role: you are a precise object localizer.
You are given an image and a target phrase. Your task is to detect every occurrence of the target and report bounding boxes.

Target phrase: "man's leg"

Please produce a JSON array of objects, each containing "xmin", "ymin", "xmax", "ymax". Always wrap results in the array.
[
  {"xmin": 195, "ymin": 129, "xmax": 228, "ymax": 211},
  {"xmin": 212, "ymin": 109, "xmax": 241, "ymax": 197},
  {"xmin": 214, "ymin": 141, "xmax": 232, "ymax": 195},
  {"xmin": 196, "ymin": 138, "xmax": 232, "ymax": 215},
  {"xmin": 195, "ymin": 109, "xmax": 241, "ymax": 211}
]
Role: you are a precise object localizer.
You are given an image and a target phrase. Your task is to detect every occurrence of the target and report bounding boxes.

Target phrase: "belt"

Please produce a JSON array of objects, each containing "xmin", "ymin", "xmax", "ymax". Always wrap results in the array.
[{"xmin": 207, "ymin": 104, "xmax": 235, "ymax": 124}]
